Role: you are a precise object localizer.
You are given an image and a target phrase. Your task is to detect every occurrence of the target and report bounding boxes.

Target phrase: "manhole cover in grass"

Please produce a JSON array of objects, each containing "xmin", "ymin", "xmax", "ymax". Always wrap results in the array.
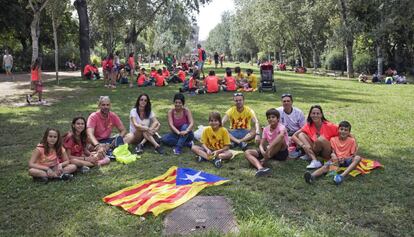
[{"xmin": 163, "ymin": 196, "xmax": 238, "ymax": 236}]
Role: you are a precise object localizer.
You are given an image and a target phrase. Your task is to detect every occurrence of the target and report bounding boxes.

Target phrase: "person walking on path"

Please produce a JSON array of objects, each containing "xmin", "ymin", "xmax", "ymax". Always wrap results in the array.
[{"xmin": 3, "ymin": 49, "xmax": 13, "ymax": 79}]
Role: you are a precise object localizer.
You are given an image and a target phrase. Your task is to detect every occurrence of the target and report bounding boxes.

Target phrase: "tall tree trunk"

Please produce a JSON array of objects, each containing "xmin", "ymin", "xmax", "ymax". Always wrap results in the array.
[
  {"xmin": 52, "ymin": 12, "xmax": 59, "ymax": 84},
  {"xmin": 312, "ymin": 48, "xmax": 318, "ymax": 70},
  {"xmin": 74, "ymin": 0, "xmax": 91, "ymax": 78},
  {"xmin": 30, "ymin": 12, "xmax": 41, "ymax": 62},
  {"xmin": 376, "ymin": 44, "xmax": 383, "ymax": 75},
  {"xmin": 345, "ymin": 41, "xmax": 354, "ymax": 77}
]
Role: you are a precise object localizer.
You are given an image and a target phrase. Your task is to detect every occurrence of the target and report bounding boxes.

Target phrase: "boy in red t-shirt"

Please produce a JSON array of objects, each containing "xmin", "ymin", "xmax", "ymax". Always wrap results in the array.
[
  {"xmin": 203, "ymin": 70, "xmax": 219, "ymax": 93},
  {"xmin": 222, "ymin": 67, "xmax": 237, "ymax": 91},
  {"xmin": 155, "ymin": 69, "xmax": 166, "ymax": 87},
  {"xmin": 304, "ymin": 121, "xmax": 361, "ymax": 185},
  {"xmin": 137, "ymin": 68, "xmax": 151, "ymax": 87}
]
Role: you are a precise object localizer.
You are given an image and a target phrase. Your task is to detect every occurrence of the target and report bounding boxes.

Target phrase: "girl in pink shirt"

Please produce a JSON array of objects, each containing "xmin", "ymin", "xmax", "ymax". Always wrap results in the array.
[
  {"xmin": 27, "ymin": 58, "xmax": 45, "ymax": 105},
  {"xmin": 28, "ymin": 128, "xmax": 77, "ymax": 182}
]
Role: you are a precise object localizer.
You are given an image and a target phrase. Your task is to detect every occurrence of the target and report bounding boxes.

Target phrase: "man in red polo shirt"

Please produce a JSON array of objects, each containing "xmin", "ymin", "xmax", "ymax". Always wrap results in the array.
[{"xmin": 87, "ymin": 96, "xmax": 127, "ymax": 159}]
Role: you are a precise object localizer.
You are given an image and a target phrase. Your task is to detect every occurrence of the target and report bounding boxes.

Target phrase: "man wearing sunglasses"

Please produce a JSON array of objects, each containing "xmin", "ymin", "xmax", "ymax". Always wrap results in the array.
[
  {"xmin": 277, "ymin": 93, "xmax": 305, "ymax": 158},
  {"xmin": 222, "ymin": 93, "xmax": 261, "ymax": 150}
]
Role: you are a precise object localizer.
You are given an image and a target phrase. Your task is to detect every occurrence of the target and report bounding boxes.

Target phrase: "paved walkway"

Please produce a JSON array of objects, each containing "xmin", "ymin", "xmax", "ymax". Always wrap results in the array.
[{"xmin": 0, "ymin": 71, "xmax": 81, "ymax": 105}]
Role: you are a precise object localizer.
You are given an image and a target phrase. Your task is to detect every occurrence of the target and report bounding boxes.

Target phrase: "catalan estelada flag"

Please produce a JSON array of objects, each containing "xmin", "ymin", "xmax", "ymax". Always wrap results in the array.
[{"xmin": 103, "ymin": 166, "xmax": 229, "ymax": 216}]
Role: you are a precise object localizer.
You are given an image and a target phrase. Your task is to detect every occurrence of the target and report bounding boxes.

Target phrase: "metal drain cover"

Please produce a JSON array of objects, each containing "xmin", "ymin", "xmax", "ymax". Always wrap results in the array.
[{"xmin": 163, "ymin": 196, "xmax": 239, "ymax": 236}]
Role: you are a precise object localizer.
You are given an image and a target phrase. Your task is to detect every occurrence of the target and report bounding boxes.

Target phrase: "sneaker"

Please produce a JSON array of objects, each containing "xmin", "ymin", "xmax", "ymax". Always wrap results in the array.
[
  {"xmin": 173, "ymin": 146, "xmax": 182, "ymax": 155},
  {"xmin": 33, "ymin": 176, "xmax": 48, "ymax": 183},
  {"xmin": 60, "ymin": 173, "xmax": 74, "ymax": 181},
  {"xmin": 80, "ymin": 166, "xmax": 90, "ymax": 174},
  {"xmin": 288, "ymin": 150, "xmax": 302, "ymax": 159},
  {"xmin": 304, "ymin": 171, "xmax": 315, "ymax": 184},
  {"xmin": 114, "ymin": 135, "xmax": 124, "ymax": 147},
  {"xmin": 185, "ymin": 141, "xmax": 194, "ymax": 148},
  {"xmin": 333, "ymin": 174, "xmax": 344, "ymax": 185},
  {"xmin": 213, "ymin": 158, "xmax": 222, "ymax": 168},
  {"xmin": 300, "ymin": 154, "xmax": 311, "ymax": 161},
  {"xmin": 306, "ymin": 160, "xmax": 322, "ymax": 169},
  {"xmin": 197, "ymin": 156, "xmax": 207, "ymax": 162},
  {"xmin": 255, "ymin": 168, "xmax": 271, "ymax": 177},
  {"xmin": 155, "ymin": 146, "xmax": 165, "ymax": 154},
  {"xmin": 107, "ymin": 154, "xmax": 116, "ymax": 160},
  {"xmin": 240, "ymin": 142, "xmax": 248, "ymax": 151},
  {"xmin": 26, "ymin": 94, "xmax": 32, "ymax": 104},
  {"xmin": 38, "ymin": 100, "xmax": 47, "ymax": 105},
  {"xmin": 134, "ymin": 144, "xmax": 144, "ymax": 154}
]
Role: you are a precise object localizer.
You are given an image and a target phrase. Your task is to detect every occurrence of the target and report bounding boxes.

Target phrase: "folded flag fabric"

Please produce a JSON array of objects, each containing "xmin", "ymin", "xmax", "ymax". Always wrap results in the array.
[
  {"xmin": 103, "ymin": 166, "xmax": 229, "ymax": 216},
  {"xmin": 329, "ymin": 158, "xmax": 383, "ymax": 177}
]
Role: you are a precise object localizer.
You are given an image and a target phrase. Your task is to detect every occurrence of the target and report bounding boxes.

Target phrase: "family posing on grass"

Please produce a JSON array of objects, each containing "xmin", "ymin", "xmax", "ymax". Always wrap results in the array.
[{"xmin": 29, "ymin": 93, "xmax": 361, "ymax": 186}]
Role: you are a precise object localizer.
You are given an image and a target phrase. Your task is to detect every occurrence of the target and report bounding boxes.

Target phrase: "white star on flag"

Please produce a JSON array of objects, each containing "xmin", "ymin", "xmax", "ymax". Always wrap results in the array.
[{"xmin": 181, "ymin": 171, "xmax": 206, "ymax": 182}]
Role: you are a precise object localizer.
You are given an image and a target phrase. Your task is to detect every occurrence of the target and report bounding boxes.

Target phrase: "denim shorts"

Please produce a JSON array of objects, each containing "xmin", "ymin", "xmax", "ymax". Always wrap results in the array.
[{"xmin": 229, "ymin": 129, "xmax": 250, "ymax": 139}]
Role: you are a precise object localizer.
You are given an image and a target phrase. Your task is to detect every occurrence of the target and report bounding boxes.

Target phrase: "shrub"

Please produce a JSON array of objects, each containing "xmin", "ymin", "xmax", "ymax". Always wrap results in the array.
[
  {"xmin": 323, "ymin": 49, "xmax": 345, "ymax": 70},
  {"xmin": 353, "ymin": 53, "xmax": 376, "ymax": 73}
]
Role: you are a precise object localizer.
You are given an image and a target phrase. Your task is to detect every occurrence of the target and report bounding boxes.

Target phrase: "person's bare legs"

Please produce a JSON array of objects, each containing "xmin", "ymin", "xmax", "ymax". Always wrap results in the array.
[
  {"xmin": 28, "ymin": 168, "xmax": 48, "ymax": 178},
  {"xmin": 313, "ymin": 136, "xmax": 332, "ymax": 160},
  {"xmin": 266, "ymin": 135, "xmax": 287, "ymax": 158},
  {"xmin": 143, "ymin": 131, "xmax": 160, "ymax": 148},
  {"xmin": 311, "ymin": 165, "xmax": 329, "ymax": 178},
  {"xmin": 245, "ymin": 149, "xmax": 263, "ymax": 170},
  {"xmin": 70, "ymin": 159, "xmax": 95, "ymax": 168},
  {"xmin": 191, "ymin": 145, "xmax": 209, "ymax": 160},
  {"xmin": 217, "ymin": 150, "xmax": 232, "ymax": 160},
  {"xmin": 62, "ymin": 163, "xmax": 77, "ymax": 174},
  {"xmin": 341, "ymin": 156, "xmax": 362, "ymax": 177},
  {"xmin": 297, "ymin": 133, "xmax": 317, "ymax": 160}
]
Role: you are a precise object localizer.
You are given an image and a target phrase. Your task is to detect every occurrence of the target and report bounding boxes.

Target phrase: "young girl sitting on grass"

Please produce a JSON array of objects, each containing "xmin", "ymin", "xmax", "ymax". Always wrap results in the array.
[
  {"xmin": 191, "ymin": 111, "xmax": 232, "ymax": 168},
  {"xmin": 28, "ymin": 128, "xmax": 77, "ymax": 183},
  {"xmin": 63, "ymin": 117, "xmax": 110, "ymax": 173}
]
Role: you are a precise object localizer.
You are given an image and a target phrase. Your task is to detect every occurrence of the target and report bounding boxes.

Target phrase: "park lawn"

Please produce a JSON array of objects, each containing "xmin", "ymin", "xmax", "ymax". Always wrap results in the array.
[{"xmin": 0, "ymin": 64, "xmax": 413, "ymax": 237}]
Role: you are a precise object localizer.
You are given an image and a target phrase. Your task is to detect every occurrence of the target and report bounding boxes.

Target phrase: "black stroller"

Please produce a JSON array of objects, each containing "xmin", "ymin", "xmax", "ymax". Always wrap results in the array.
[{"xmin": 259, "ymin": 63, "xmax": 276, "ymax": 92}]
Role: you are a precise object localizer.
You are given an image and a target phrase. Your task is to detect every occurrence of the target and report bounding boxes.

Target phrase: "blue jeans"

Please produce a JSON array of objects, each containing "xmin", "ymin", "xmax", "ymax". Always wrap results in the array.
[
  {"xmin": 99, "ymin": 135, "xmax": 124, "ymax": 156},
  {"xmin": 162, "ymin": 124, "xmax": 194, "ymax": 148},
  {"xmin": 229, "ymin": 129, "xmax": 250, "ymax": 140}
]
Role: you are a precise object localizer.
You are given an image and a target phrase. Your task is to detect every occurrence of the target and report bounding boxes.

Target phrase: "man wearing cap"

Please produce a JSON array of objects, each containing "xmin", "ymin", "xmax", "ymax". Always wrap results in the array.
[
  {"xmin": 276, "ymin": 93, "xmax": 305, "ymax": 158},
  {"xmin": 87, "ymin": 96, "xmax": 127, "ymax": 158},
  {"xmin": 222, "ymin": 93, "xmax": 261, "ymax": 150}
]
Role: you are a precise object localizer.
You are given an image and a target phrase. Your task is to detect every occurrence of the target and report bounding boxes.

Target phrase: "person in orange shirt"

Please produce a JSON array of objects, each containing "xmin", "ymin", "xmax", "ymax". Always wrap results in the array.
[
  {"xmin": 137, "ymin": 68, "xmax": 151, "ymax": 87},
  {"xmin": 203, "ymin": 70, "xmax": 219, "ymax": 93},
  {"xmin": 26, "ymin": 58, "xmax": 45, "ymax": 105},
  {"xmin": 28, "ymin": 128, "xmax": 77, "ymax": 182},
  {"xmin": 162, "ymin": 66, "xmax": 170, "ymax": 78},
  {"xmin": 292, "ymin": 105, "xmax": 338, "ymax": 169},
  {"xmin": 222, "ymin": 67, "xmax": 237, "ymax": 91},
  {"xmin": 304, "ymin": 121, "xmax": 361, "ymax": 185},
  {"xmin": 155, "ymin": 69, "xmax": 166, "ymax": 87}
]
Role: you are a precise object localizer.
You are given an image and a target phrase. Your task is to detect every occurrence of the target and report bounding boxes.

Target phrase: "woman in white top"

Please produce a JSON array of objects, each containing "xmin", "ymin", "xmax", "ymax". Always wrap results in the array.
[{"xmin": 123, "ymin": 93, "xmax": 164, "ymax": 154}]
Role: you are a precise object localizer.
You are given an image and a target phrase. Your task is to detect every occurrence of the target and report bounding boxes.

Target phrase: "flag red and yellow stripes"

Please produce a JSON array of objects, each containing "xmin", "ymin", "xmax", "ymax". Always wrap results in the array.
[
  {"xmin": 339, "ymin": 158, "xmax": 383, "ymax": 177},
  {"xmin": 103, "ymin": 166, "xmax": 228, "ymax": 216}
]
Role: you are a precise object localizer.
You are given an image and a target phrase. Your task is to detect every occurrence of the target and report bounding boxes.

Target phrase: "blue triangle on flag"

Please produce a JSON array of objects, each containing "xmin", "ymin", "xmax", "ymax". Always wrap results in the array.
[{"xmin": 176, "ymin": 167, "xmax": 228, "ymax": 185}]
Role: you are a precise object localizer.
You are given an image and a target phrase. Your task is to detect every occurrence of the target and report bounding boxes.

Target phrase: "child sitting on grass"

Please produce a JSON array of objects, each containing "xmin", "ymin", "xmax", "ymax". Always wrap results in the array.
[
  {"xmin": 28, "ymin": 128, "xmax": 77, "ymax": 183},
  {"xmin": 245, "ymin": 108, "xmax": 289, "ymax": 177},
  {"xmin": 304, "ymin": 121, "xmax": 361, "ymax": 185},
  {"xmin": 246, "ymin": 69, "xmax": 258, "ymax": 90},
  {"xmin": 155, "ymin": 69, "xmax": 167, "ymax": 87},
  {"xmin": 222, "ymin": 67, "xmax": 237, "ymax": 92},
  {"xmin": 63, "ymin": 117, "xmax": 110, "ymax": 173},
  {"xmin": 191, "ymin": 111, "xmax": 232, "ymax": 168},
  {"xmin": 137, "ymin": 68, "xmax": 151, "ymax": 87}
]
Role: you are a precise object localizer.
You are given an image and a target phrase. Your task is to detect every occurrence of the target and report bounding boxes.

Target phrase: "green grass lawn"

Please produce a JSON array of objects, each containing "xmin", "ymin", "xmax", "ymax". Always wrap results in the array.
[{"xmin": 1, "ymin": 63, "xmax": 413, "ymax": 236}]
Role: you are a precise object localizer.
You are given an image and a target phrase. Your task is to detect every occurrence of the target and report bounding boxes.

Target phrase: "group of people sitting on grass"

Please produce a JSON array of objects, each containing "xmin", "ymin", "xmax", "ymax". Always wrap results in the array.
[
  {"xmin": 359, "ymin": 68, "xmax": 408, "ymax": 84},
  {"xmin": 178, "ymin": 66, "xmax": 258, "ymax": 94},
  {"xmin": 28, "ymin": 93, "xmax": 362, "ymax": 186}
]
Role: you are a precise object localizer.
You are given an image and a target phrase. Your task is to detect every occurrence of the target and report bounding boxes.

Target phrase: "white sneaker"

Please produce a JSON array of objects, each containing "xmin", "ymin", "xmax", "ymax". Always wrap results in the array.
[
  {"xmin": 306, "ymin": 160, "xmax": 322, "ymax": 169},
  {"xmin": 300, "ymin": 154, "xmax": 311, "ymax": 161}
]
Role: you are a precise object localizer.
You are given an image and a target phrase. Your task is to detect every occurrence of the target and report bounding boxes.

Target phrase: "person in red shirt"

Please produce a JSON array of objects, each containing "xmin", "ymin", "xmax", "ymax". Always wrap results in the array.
[
  {"xmin": 83, "ymin": 63, "xmax": 100, "ymax": 80},
  {"xmin": 177, "ymin": 67, "xmax": 186, "ymax": 82},
  {"xmin": 137, "ymin": 68, "xmax": 151, "ymax": 87},
  {"xmin": 222, "ymin": 67, "xmax": 237, "ymax": 91},
  {"xmin": 127, "ymin": 52, "xmax": 135, "ymax": 88},
  {"xmin": 162, "ymin": 66, "xmax": 170, "ymax": 78},
  {"xmin": 155, "ymin": 69, "xmax": 166, "ymax": 87},
  {"xmin": 197, "ymin": 44, "xmax": 205, "ymax": 78},
  {"xmin": 204, "ymin": 70, "xmax": 219, "ymax": 93},
  {"xmin": 292, "ymin": 105, "xmax": 338, "ymax": 169}
]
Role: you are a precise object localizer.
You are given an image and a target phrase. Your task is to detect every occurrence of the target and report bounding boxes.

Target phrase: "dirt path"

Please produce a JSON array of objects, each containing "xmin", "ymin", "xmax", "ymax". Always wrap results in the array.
[{"xmin": 0, "ymin": 71, "xmax": 81, "ymax": 106}]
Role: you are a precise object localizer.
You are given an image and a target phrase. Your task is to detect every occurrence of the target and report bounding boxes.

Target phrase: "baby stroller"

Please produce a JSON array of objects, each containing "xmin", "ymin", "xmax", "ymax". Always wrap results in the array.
[{"xmin": 259, "ymin": 63, "xmax": 276, "ymax": 92}]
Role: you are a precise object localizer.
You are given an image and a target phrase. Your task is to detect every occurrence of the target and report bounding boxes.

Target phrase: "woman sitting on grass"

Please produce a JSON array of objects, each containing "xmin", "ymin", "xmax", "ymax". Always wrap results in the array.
[
  {"xmin": 124, "ymin": 94, "xmax": 164, "ymax": 154},
  {"xmin": 191, "ymin": 111, "xmax": 232, "ymax": 168},
  {"xmin": 292, "ymin": 105, "xmax": 338, "ymax": 169},
  {"xmin": 63, "ymin": 117, "xmax": 110, "ymax": 173},
  {"xmin": 28, "ymin": 128, "xmax": 77, "ymax": 183},
  {"xmin": 161, "ymin": 93, "xmax": 194, "ymax": 155}
]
